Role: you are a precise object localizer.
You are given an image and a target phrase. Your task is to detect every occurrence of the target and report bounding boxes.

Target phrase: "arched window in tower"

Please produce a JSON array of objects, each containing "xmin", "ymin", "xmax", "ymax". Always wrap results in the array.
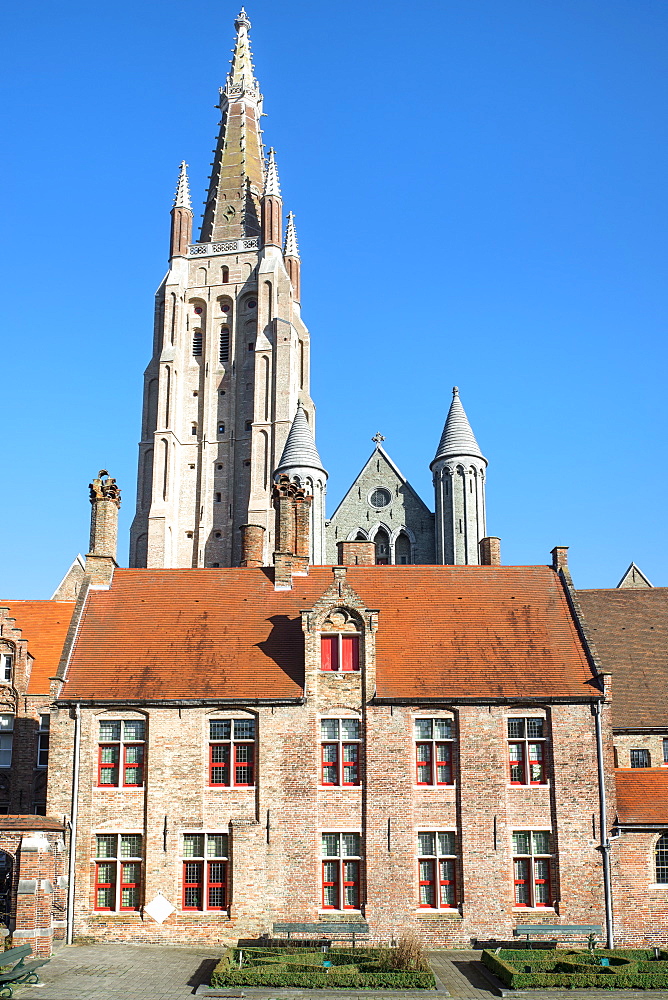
[
  {"xmin": 374, "ymin": 527, "xmax": 390, "ymax": 565},
  {"xmin": 164, "ymin": 367, "xmax": 171, "ymax": 426},
  {"xmin": 197, "ymin": 267, "xmax": 207, "ymax": 286},
  {"xmin": 192, "ymin": 331, "xmax": 203, "ymax": 356},
  {"xmin": 219, "ymin": 327, "xmax": 230, "ymax": 363},
  {"xmin": 221, "ymin": 265, "xmax": 229, "ymax": 283},
  {"xmin": 161, "ymin": 438, "xmax": 170, "ymax": 501},
  {"xmin": 264, "ymin": 281, "xmax": 272, "ymax": 322},
  {"xmin": 169, "ymin": 292, "xmax": 176, "ymax": 345},
  {"xmin": 395, "ymin": 531, "xmax": 412, "ymax": 565},
  {"xmin": 656, "ymin": 833, "xmax": 668, "ymax": 883}
]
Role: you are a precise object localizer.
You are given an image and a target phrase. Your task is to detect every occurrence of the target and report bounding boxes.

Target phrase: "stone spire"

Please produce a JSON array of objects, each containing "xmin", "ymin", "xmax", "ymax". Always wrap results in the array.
[
  {"xmin": 261, "ymin": 148, "xmax": 282, "ymax": 248},
  {"xmin": 432, "ymin": 387, "xmax": 486, "ymax": 464},
  {"xmin": 284, "ymin": 211, "xmax": 299, "ymax": 258},
  {"xmin": 283, "ymin": 211, "xmax": 301, "ymax": 301},
  {"xmin": 264, "ymin": 148, "xmax": 281, "ymax": 197},
  {"xmin": 199, "ymin": 10, "xmax": 265, "ymax": 243},
  {"xmin": 173, "ymin": 160, "xmax": 191, "ymax": 209},
  {"xmin": 275, "ymin": 403, "xmax": 326, "ymax": 475}
]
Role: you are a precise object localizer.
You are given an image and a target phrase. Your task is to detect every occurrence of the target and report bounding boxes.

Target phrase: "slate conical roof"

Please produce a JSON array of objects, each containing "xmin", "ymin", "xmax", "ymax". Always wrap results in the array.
[
  {"xmin": 431, "ymin": 387, "xmax": 486, "ymax": 467},
  {"xmin": 276, "ymin": 403, "xmax": 327, "ymax": 475}
]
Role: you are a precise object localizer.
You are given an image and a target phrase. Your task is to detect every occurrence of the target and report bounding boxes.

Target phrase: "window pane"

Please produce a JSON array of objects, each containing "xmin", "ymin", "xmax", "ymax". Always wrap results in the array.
[
  {"xmin": 532, "ymin": 831, "xmax": 550, "ymax": 855},
  {"xmin": 100, "ymin": 746, "xmax": 119, "ymax": 764},
  {"xmin": 526, "ymin": 718, "xmax": 544, "ymax": 739},
  {"xmin": 96, "ymin": 835, "xmax": 116, "ymax": 859},
  {"xmin": 183, "ymin": 834, "xmax": 204, "ymax": 858},
  {"xmin": 656, "ymin": 834, "xmax": 668, "ymax": 883},
  {"xmin": 514, "ymin": 858, "xmax": 530, "ymax": 905},
  {"xmin": 39, "ymin": 714, "xmax": 50, "ymax": 731},
  {"xmin": 120, "ymin": 835, "xmax": 142, "ymax": 858},
  {"xmin": 322, "ymin": 742, "xmax": 337, "ymax": 763},
  {"xmin": 342, "ymin": 744, "xmax": 358, "ymax": 763},
  {"xmin": 341, "ymin": 719, "xmax": 360, "ymax": 740},
  {"xmin": 343, "ymin": 861, "xmax": 359, "ymax": 906},
  {"xmin": 512, "ymin": 831, "xmax": 530, "ymax": 855},
  {"xmin": 121, "ymin": 885, "xmax": 139, "ymax": 908},
  {"xmin": 418, "ymin": 832, "xmax": 435, "ymax": 856},
  {"xmin": 342, "ymin": 833, "xmax": 360, "ymax": 857},
  {"xmin": 630, "ymin": 749, "xmax": 650, "ymax": 768},
  {"xmin": 233, "ymin": 719, "xmax": 255, "ymax": 740},
  {"xmin": 208, "ymin": 834, "xmax": 228, "ymax": 858},
  {"xmin": 438, "ymin": 832, "xmax": 456, "ymax": 856},
  {"xmin": 507, "ymin": 718, "xmax": 524, "ymax": 738},
  {"xmin": 123, "ymin": 720, "xmax": 145, "ymax": 741},
  {"xmin": 322, "ymin": 833, "xmax": 339, "ymax": 857},
  {"xmin": 209, "ymin": 720, "xmax": 231, "ymax": 741},
  {"xmin": 211, "ymin": 745, "xmax": 229, "ymax": 764},
  {"xmin": 125, "ymin": 745, "xmax": 143, "ymax": 764},
  {"xmin": 415, "ymin": 719, "xmax": 432, "ymax": 739},
  {"xmin": 321, "ymin": 719, "xmax": 339, "ymax": 740},
  {"xmin": 434, "ymin": 718, "xmax": 452, "ymax": 739},
  {"xmin": 99, "ymin": 721, "xmax": 121, "ymax": 741}
]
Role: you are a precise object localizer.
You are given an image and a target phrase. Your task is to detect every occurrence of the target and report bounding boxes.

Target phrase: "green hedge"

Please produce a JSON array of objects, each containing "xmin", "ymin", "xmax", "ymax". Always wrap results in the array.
[
  {"xmin": 482, "ymin": 948, "xmax": 668, "ymax": 990},
  {"xmin": 211, "ymin": 965, "xmax": 435, "ymax": 989}
]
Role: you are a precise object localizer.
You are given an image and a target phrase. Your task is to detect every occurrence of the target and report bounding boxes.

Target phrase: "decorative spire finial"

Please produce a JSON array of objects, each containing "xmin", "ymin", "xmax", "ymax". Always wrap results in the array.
[
  {"xmin": 283, "ymin": 211, "xmax": 300, "ymax": 258},
  {"xmin": 264, "ymin": 148, "xmax": 281, "ymax": 197},
  {"xmin": 173, "ymin": 160, "xmax": 191, "ymax": 210},
  {"xmin": 235, "ymin": 7, "xmax": 251, "ymax": 30},
  {"xmin": 371, "ymin": 432, "xmax": 385, "ymax": 445},
  {"xmin": 453, "ymin": 386, "xmax": 459, "ymax": 396}
]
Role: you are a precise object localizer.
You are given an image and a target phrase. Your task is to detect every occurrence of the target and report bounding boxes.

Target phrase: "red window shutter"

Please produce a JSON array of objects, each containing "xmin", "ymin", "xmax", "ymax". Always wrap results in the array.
[
  {"xmin": 321, "ymin": 635, "xmax": 338, "ymax": 671},
  {"xmin": 341, "ymin": 635, "xmax": 359, "ymax": 672}
]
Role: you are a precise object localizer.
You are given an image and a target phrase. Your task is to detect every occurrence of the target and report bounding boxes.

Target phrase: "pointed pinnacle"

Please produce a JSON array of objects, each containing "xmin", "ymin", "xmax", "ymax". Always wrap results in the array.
[
  {"xmin": 173, "ymin": 161, "xmax": 192, "ymax": 210},
  {"xmin": 431, "ymin": 386, "xmax": 486, "ymax": 466},
  {"xmin": 264, "ymin": 148, "xmax": 282, "ymax": 197},
  {"xmin": 284, "ymin": 211, "xmax": 300, "ymax": 258},
  {"xmin": 276, "ymin": 402, "xmax": 327, "ymax": 475},
  {"xmin": 228, "ymin": 7, "xmax": 257, "ymax": 91}
]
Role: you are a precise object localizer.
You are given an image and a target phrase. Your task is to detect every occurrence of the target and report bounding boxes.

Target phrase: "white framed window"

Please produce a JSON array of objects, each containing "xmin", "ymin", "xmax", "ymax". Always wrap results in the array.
[
  {"xmin": 208, "ymin": 718, "xmax": 255, "ymax": 787},
  {"xmin": 0, "ymin": 715, "xmax": 14, "ymax": 768},
  {"xmin": 320, "ymin": 718, "xmax": 361, "ymax": 786},
  {"xmin": 321, "ymin": 832, "xmax": 361, "ymax": 910},
  {"xmin": 37, "ymin": 713, "xmax": 50, "ymax": 768},
  {"xmin": 94, "ymin": 834, "xmax": 142, "ymax": 911},
  {"xmin": 508, "ymin": 717, "xmax": 548, "ymax": 785},
  {"xmin": 512, "ymin": 830, "xmax": 552, "ymax": 907},
  {"xmin": 182, "ymin": 833, "xmax": 228, "ymax": 910},
  {"xmin": 0, "ymin": 654, "xmax": 12, "ymax": 683},
  {"xmin": 630, "ymin": 748, "xmax": 651, "ymax": 768},
  {"xmin": 98, "ymin": 719, "xmax": 145, "ymax": 787},
  {"xmin": 655, "ymin": 833, "xmax": 668, "ymax": 884},
  {"xmin": 417, "ymin": 831, "xmax": 458, "ymax": 909},
  {"xmin": 414, "ymin": 717, "xmax": 455, "ymax": 785}
]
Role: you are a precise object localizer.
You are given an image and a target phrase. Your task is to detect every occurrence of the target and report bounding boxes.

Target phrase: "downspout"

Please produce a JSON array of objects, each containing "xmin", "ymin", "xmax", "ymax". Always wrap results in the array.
[
  {"xmin": 594, "ymin": 701, "xmax": 614, "ymax": 949},
  {"xmin": 66, "ymin": 704, "xmax": 81, "ymax": 945}
]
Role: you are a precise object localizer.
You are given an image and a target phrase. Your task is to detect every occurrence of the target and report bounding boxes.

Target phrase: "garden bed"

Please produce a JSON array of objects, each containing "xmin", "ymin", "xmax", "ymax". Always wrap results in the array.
[
  {"xmin": 482, "ymin": 948, "xmax": 668, "ymax": 989},
  {"xmin": 211, "ymin": 946, "xmax": 436, "ymax": 990}
]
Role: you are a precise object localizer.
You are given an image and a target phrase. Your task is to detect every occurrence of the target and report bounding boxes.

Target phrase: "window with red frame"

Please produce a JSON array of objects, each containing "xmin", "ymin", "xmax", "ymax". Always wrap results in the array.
[
  {"xmin": 321, "ymin": 832, "xmax": 361, "ymax": 910},
  {"xmin": 414, "ymin": 718, "xmax": 454, "ymax": 785},
  {"xmin": 182, "ymin": 833, "xmax": 228, "ymax": 910},
  {"xmin": 320, "ymin": 634, "xmax": 360, "ymax": 671},
  {"xmin": 209, "ymin": 718, "xmax": 255, "ymax": 786},
  {"xmin": 94, "ymin": 834, "xmax": 142, "ymax": 911},
  {"xmin": 418, "ymin": 831, "xmax": 458, "ymax": 908},
  {"xmin": 98, "ymin": 720, "xmax": 145, "ymax": 787},
  {"xmin": 320, "ymin": 718, "xmax": 361, "ymax": 786},
  {"xmin": 508, "ymin": 718, "xmax": 547, "ymax": 785},
  {"xmin": 512, "ymin": 831, "xmax": 552, "ymax": 907}
]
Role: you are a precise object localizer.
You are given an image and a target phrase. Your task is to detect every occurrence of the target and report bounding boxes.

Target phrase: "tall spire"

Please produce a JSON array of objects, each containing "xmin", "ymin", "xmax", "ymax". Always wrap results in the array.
[
  {"xmin": 199, "ymin": 10, "xmax": 265, "ymax": 243},
  {"xmin": 284, "ymin": 211, "xmax": 299, "ymax": 258},
  {"xmin": 264, "ymin": 148, "xmax": 281, "ymax": 197},
  {"xmin": 173, "ymin": 161, "xmax": 191, "ymax": 210},
  {"xmin": 276, "ymin": 403, "xmax": 326, "ymax": 475},
  {"xmin": 431, "ymin": 387, "xmax": 485, "ymax": 465}
]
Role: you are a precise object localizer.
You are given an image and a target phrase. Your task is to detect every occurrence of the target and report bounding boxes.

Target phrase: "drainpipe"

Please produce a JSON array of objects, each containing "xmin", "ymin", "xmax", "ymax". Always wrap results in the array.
[
  {"xmin": 66, "ymin": 704, "xmax": 81, "ymax": 945},
  {"xmin": 593, "ymin": 701, "xmax": 614, "ymax": 948}
]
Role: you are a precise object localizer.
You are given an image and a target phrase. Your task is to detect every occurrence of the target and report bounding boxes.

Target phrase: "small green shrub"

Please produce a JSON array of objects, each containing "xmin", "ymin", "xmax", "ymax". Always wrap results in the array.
[
  {"xmin": 482, "ymin": 948, "xmax": 668, "ymax": 990},
  {"xmin": 211, "ymin": 966, "xmax": 435, "ymax": 989}
]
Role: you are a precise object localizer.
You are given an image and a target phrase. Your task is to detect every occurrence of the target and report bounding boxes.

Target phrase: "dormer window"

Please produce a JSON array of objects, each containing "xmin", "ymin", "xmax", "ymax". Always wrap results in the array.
[{"xmin": 320, "ymin": 609, "xmax": 361, "ymax": 671}]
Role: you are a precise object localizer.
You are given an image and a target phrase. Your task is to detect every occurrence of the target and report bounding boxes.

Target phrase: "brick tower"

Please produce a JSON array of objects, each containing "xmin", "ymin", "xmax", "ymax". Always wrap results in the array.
[{"xmin": 130, "ymin": 9, "xmax": 317, "ymax": 569}]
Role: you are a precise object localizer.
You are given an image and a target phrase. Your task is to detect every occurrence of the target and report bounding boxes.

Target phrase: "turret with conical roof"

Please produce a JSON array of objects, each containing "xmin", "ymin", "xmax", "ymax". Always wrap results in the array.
[
  {"xmin": 274, "ymin": 402, "xmax": 327, "ymax": 564},
  {"xmin": 431, "ymin": 387, "xmax": 488, "ymax": 564}
]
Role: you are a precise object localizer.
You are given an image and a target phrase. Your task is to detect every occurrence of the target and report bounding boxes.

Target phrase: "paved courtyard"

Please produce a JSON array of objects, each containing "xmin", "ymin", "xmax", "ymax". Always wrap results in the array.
[{"xmin": 21, "ymin": 943, "xmax": 668, "ymax": 1000}]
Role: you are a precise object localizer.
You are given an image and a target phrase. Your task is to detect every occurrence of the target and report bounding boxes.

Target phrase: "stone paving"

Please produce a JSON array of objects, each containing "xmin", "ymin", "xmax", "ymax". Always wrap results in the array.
[{"xmin": 19, "ymin": 943, "xmax": 668, "ymax": 1000}]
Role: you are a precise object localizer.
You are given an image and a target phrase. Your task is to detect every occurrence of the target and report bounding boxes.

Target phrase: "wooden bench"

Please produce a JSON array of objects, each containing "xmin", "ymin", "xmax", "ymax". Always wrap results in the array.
[
  {"xmin": 273, "ymin": 921, "xmax": 369, "ymax": 948},
  {"xmin": 513, "ymin": 924, "xmax": 603, "ymax": 949},
  {"xmin": 0, "ymin": 943, "xmax": 50, "ymax": 998}
]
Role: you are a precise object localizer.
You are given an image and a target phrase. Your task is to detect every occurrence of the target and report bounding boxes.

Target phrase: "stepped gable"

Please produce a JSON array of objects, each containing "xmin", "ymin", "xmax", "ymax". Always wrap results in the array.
[
  {"xmin": 577, "ymin": 588, "xmax": 668, "ymax": 728},
  {"xmin": 2, "ymin": 600, "xmax": 75, "ymax": 694},
  {"xmin": 615, "ymin": 768, "xmax": 668, "ymax": 825},
  {"xmin": 60, "ymin": 566, "xmax": 593, "ymax": 702}
]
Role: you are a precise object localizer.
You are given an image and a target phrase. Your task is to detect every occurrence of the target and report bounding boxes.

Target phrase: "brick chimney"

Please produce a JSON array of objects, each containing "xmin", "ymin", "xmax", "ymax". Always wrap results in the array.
[
  {"xmin": 551, "ymin": 546, "xmax": 569, "ymax": 572},
  {"xmin": 337, "ymin": 540, "xmax": 376, "ymax": 566},
  {"xmin": 85, "ymin": 470, "xmax": 121, "ymax": 586},
  {"xmin": 272, "ymin": 474, "xmax": 311, "ymax": 589},
  {"xmin": 479, "ymin": 536, "xmax": 501, "ymax": 566},
  {"xmin": 239, "ymin": 524, "xmax": 265, "ymax": 568}
]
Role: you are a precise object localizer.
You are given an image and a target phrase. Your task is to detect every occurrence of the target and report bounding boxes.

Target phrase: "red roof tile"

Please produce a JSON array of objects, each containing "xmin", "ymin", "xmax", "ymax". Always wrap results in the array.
[
  {"xmin": 1, "ymin": 601, "xmax": 75, "ymax": 694},
  {"xmin": 615, "ymin": 769, "xmax": 668, "ymax": 825},
  {"xmin": 60, "ymin": 566, "xmax": 594, "ymax": 702},
  {"xmin": 577, "ymin": 589, "xmax": 668, "ymax": 728},
  {"xmin": 0, "ymin": 815, "xmax": 66, "ymax": 831}
]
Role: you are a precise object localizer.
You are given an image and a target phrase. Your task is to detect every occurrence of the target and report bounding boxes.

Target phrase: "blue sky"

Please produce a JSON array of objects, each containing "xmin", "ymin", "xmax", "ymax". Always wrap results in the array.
[{"xmin": 1, "ymin": 0, "xmax": 666, "ymax": 596}]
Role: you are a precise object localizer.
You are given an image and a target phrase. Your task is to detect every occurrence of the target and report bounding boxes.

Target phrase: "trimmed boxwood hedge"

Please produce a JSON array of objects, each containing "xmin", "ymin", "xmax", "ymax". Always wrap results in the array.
[{"xmin": 482, "ymin": 948, "xmax": 668, "ymax": 990}]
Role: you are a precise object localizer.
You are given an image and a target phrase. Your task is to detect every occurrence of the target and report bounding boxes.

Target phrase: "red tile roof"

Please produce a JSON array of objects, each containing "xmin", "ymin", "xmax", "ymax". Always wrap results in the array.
[
  {"xmin": 0, "ymin": 815, "xmax": 65, "ymax": 831},
  {"xmin": 615, "ymin": 769, "xmax": 668, "ymax": 825},
  {"xmin": 577, "ymin": 589, "xmax": 668, "ymax": 728},
  {"xmin": 1, "ymin": 601, "xmax": 75, "ymax": 694},
  {"xmin": 60, "ymin": 566, "xmax": 595, "ymax": 702}
]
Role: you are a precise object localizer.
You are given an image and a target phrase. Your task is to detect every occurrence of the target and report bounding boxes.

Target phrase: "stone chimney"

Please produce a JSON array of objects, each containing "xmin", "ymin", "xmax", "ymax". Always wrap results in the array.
[
  {"xmin": 272, "ymin": 473, "xmax": 311, "ymax": 590},
  {"xmin": 337, "ymin": 540, "xmax": 376, "ymax": 566},
  {"xmin": 479, "ymin": 536, "xmax": 501, "ymax": 566},
  {"xmin": 239, "ymin": 524, "xmax": 265, "ymax": 568},
  {"xmin": 85, "ymin": 470, "xmax": 121, "ymax": 586},
  {"xmin": 551, "ymin": 546, "xmax": 569, "ymax": 572}
]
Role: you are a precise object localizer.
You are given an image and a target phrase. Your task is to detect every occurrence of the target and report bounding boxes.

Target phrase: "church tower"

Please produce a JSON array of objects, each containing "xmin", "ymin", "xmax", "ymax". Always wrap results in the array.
[
  {"xmin": 431, "ymin": 387, "xmax": 487, "ymax": 564},
  {"xmin": 130, "ymin": 9, "xmax": 316, "ymax": 569}
]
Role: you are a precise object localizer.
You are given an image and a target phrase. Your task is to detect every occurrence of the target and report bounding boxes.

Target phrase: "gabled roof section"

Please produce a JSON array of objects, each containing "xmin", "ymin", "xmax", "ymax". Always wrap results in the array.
[
  {"xmin": 328, "ymin": 444, "xmax": 431, "ymax": 522},
  {"xmin": 275, "ymin": 403, "xmax": 326, "ymax": 475},
  {"xmin": 1, "ymin": 600, "xmax": 76, "ymax": 694},
  {"xmin": 59, "ymin": 566, "xmax": 594, "ymax": 703},
  {"xmin": 577, "ymin": 588, "xmax": 668, "ymax": 729},
  {"xmin": 615, "ymin": 769, "xmax": 668, "ymax": 825},
  {"xmin": 617, "ymin": 562, "xmax": 653, "ymax": 589},
  {"xmin": 431, "ymin": 387, "xmax": 486, "ymax": 466}
]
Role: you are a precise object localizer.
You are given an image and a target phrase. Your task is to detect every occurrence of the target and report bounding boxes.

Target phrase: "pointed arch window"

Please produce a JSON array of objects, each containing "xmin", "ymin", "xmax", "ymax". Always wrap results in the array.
[
  {"xmin": 656, "ymin": 834, "xmax": 668, "ymax": 884},
  {"xmin": 219, "ymin": 328, "xmax": 230, "ymax": 363},
  {"xmin": 192, "ymin": 331, "xmax": 203, "ymax": 356}
]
